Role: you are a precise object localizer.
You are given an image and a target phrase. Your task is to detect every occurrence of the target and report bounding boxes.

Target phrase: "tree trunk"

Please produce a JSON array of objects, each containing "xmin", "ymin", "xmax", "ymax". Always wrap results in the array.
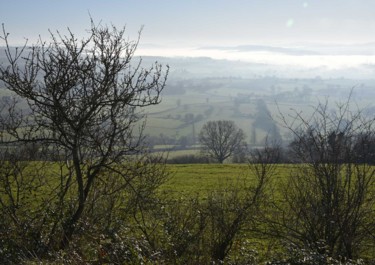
[
  {"xmin": 59, "ymin": 201, "xmax": 85, "ymax": 249},
  {"xmin": 59, "ymin": 149, "xmax": 86, "ymax": 249}
]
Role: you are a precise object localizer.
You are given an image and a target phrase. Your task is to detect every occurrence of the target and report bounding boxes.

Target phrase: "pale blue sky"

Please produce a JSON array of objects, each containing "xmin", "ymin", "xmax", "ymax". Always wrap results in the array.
[
  {"xmin": 1, "ymin": 0, "xmax": 375, "ymax": 66},
  {"xmin": 1, "ymin": 0, "xmax": 375, "ymax": 45}
]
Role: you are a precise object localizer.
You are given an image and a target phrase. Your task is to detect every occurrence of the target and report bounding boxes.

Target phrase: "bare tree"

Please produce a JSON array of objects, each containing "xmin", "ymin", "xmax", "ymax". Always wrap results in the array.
[
  {"xmin": 268, "ymin": 98, "xmax": 375, "ymax": 259},
  {"xmin": 199, "ymin": 120, "xmax": 246, "ymax": 163},
  {"xmin": 0, "ymin": 20, "xmax": 168, "ymax": 250}
]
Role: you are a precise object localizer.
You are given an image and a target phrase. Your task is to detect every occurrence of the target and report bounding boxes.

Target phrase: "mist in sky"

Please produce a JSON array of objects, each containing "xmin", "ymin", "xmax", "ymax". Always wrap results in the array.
[{"xmin": 1, "ymin": 0, "xmax": 375, "ymax": 69}]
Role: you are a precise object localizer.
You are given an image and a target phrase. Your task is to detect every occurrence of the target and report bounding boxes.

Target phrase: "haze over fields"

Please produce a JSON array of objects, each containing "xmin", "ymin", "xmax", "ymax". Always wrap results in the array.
[
  {"xmin": 1, "ymin": 0, "xmax": 375, "ymax": 69},
  {"xmin": 1, "ymin": 0, "xmax": 375, "ymax": 146}
]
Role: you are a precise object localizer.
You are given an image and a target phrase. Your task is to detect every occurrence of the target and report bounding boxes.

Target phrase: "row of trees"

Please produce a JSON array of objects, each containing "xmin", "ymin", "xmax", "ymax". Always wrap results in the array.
[
  {"xmin": 199, "ymin": 115, "xmax": 375, "ymax": 165},
  {"xmin": 1, "ymin": 20, "xmax": 375, "ymax": 263}
]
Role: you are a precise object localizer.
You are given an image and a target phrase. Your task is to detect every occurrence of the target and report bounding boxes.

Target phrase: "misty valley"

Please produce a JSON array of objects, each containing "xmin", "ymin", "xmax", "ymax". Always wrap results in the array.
[{"xmin": 138, "ymin": 56, "xmax": 375, "ymax": 156}]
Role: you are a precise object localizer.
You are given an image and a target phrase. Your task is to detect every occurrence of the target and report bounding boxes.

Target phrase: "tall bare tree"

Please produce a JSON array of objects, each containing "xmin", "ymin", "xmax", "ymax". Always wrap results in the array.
[
  {"xmin": 0, "ymin": 20, "xmax": 168, "ymax": 250},
  {"xmin": 199, "ymin": 120, "xmax": 246, "ymax": 163}
]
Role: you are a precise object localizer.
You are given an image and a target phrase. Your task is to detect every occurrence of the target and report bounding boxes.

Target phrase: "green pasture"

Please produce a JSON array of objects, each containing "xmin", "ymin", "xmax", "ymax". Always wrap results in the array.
[
  {"xmin": 162, "ymin": 163, "xmax": 292, "ymax": 198},
  {"xmin": 0, "ymin": 161, "xmax": 292, "ymax": 202},
  {"xmin": 5, "ymin": 161, "xmax": 371, "ymax": 202}
]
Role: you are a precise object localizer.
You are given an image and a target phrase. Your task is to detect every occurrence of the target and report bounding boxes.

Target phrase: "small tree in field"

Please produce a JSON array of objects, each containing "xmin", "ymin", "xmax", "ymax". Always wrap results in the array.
[
  {"xmin": 199, "ymin": 120, "xmax": 246, "ymax": 163},
  {"xmin": 0, "ymin": 19, "xmax": 168, "ymax": 254}
]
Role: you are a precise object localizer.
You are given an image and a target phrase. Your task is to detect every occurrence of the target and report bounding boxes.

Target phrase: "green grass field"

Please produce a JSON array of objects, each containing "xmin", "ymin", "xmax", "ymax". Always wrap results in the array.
[
  {"xmin": 162, "ymin": 163, "xmax": 292, "ymax": 198},
  {"xmin": 163, "ymin": 164, "xmax": 249, "ymax": 196}
]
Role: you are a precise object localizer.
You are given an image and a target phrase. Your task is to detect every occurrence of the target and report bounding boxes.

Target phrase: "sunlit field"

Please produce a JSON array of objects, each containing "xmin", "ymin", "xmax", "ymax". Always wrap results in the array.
[{"xmin": 163, "ymin": 163, "xmax": 291, "ymax": 197}]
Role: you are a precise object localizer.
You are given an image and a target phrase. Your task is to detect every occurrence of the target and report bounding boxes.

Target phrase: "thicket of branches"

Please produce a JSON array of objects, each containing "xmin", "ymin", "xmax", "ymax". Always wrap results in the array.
[
  {"xmin": 0, "ymin": 20, "xmax": 172, "ymax": 262},
  {"xmin": 263, "ymin": 99, "xmax": 375, "ymax": 261}
]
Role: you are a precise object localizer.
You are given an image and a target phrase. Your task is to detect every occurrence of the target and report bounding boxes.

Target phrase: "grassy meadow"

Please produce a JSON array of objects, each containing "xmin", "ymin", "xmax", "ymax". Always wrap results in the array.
[{"xmin": 162, "ymin": 163, "xmax": 292, "ymax": 197}]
